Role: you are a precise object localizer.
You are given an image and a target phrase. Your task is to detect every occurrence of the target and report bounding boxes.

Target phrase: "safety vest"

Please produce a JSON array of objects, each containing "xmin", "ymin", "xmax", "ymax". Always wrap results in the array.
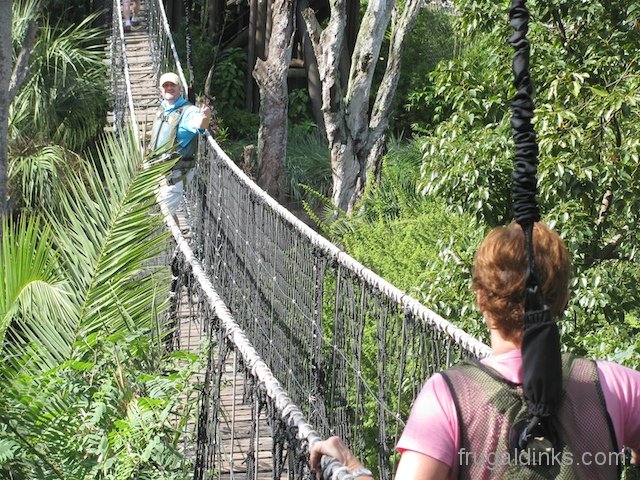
[
  {"xmin": 149, "ymin": 103, "xmax": 197, "ymax": 163},
  {"xmin": 441, "ymin": 354, "xmax": 619, "ymax": 479}
]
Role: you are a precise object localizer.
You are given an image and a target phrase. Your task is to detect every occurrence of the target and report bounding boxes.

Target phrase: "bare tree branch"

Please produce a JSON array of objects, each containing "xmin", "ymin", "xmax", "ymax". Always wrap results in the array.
[
  {"xmin": 363, "ymin": 0, "xmax": 423, "ymax": 187},
  {"xmin": 301, "ymin": 8, "xmax": 322, "ymax": 61},
  {"xmin": 599, "ymin": 225, "xmax": 629, "ymax": 261},
  {"xmin": 596, "ymin": 189, "xmax": 613, "ymax": 226}
]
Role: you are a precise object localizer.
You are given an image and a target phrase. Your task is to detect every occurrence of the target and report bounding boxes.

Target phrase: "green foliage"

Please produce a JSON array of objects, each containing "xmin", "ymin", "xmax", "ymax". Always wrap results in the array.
[
  {"xmin": 419, "ymin": 117, "xmax": 513, "ymax": 226},
  {"xmin": 207, "ymin": 47, "xmax": 247, "ymax": 111},
  {"xmin": 2, "ymin": 132, "xmax": 171, "ymax": 375},
  {"xmin": 0, "ymin": 217, "xmax": 73, "ymax": 352},
  {"xmin": 10, "ymin": 1, "xmax": 108, "ymax": 152},
  {"xmin": 218, "ymin": 107, "xmax": 260, "ymax": 141},
  {"xmin": 288, "ymin": 88, "xmax": 314, "ymax": 126},
  {"xmin": 172, "ymin": 20, "xmax": 216, "ymax": 96},
  {"xmin": 334, "ymin": 142, "xmax": 483, "ymax": 339},
  {"xmin": 300, "ymin": 185, "xmax": 351, "ymax": 238},
  {"xmin": 342, "ymin": 203, "xmax": 470, "ymax": 296},
  {"xmin": 284, "ymin": 127, "xmax": 331, "ymax": 204},
  {"xmin": 359, "ymin": 140, "xmax": 425, "ymax": 221},
  {"xmin": 8, "ymin": 0, "xmax": 109, "ymax": 216},
  {"xmin": 408, "ymin": 0, "xmax": 640, "ymax": 365},
  {"xmin": 394, "ymin": 7, "xmax": 457, "ymax": 134},
  {"xmin": 0, "ymin": 131, "xmax": 201, "ymax": 478},
  {"xmin": 0, "ymin": 333, "xmax": 198, "ymax": 479},
  {"xmin": 43, "ymin": 0, "xmax": 99, "ymax": 23},
  {"xmin": 8, "ymin": 144, "xmax": 84, "ymax": 212}
]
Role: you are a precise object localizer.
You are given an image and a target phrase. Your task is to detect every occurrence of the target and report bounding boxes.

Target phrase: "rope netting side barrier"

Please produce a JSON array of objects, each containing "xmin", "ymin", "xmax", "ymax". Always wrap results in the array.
[
  {"xmin": 110, "ymin": 2, "xmax": 325, "ymax": 477},
  {"xmin": 146, "ymin": 0, "xmax": 190, "ymax": 99},
  {"xmin": 180, "ymin": 135, "xmax": 492, "ymax": 478}
]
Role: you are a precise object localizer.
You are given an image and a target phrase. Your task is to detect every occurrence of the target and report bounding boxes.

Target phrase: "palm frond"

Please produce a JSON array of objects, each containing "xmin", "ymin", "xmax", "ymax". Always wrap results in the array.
[
  {"xmin": 2, "ymin": 130, "xmax": 173, "ymax": 375},
  {"xmin": 9, "ymin": 7, "xmax": 108, "ymax": 151},
  {"xmin": 11, "ymin": 0, "xmax": 42, "ymax": 48},
  {"xmin": 0, "ymin": 437, "xmax": 20, "ymax": 464},
  {"xmin": 0, "ymin": 217, "xmax": 75, "ymax": 370},
  {"xmin": 8, "ymin": 144, "xmax": 81, "ymax": 210},
  {"xmin": 49, "ymin": 130, "xmax": 173, "ymax": 353}
]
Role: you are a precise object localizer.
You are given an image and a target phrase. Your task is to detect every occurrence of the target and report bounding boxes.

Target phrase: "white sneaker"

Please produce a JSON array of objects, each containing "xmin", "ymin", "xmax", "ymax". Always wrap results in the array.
[{"xmin": 124, "ymin": 20, "xmax": 132, "ymax": 32}]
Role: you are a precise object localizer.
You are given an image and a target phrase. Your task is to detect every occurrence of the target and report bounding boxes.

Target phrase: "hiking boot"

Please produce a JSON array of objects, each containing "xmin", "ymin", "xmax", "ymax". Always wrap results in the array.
[{"xmin": 131, "ymin": 16, "xmax": 141, "ymax": 26}]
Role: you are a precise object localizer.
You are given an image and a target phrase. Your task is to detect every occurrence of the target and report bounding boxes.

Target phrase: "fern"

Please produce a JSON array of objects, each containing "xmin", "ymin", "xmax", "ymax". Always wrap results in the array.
[{"xmin": 0, "ymin": 438, "xmax": 19, "ymax": 464}]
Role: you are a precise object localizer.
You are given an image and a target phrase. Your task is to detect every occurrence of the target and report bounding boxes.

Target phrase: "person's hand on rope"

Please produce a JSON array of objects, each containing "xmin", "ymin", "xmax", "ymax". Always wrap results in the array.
[
  {"xmin": 310, "ymin": 436, "xmax": 374, "ymax": 479},
  {"xmin": 196, "ymin": 104, "xmax": 212, "ymax": 130}
]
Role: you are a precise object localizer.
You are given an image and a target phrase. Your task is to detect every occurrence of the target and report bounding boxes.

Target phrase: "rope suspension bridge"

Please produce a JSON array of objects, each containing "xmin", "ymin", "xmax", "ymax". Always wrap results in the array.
[{"xmin": 108, "ymin": 1, "xmax": 490, "ymax": 478}]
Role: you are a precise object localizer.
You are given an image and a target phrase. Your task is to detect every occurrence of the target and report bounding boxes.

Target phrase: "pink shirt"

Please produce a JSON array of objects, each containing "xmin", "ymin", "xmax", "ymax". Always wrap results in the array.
[{"xmin": 396, "ymin": 349, "xmax": 640, "ymax": 479}]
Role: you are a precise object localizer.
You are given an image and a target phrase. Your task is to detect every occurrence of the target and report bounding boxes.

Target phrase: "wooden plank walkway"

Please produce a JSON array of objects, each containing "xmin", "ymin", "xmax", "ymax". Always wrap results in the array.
[{"xmin": 106, "ymin": 3, "xmax": 287, "ymax": 478}]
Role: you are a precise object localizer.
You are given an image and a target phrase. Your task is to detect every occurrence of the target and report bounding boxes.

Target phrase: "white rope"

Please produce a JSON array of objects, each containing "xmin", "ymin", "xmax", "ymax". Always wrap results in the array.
[
  {"xmin": 121, "ymin": 0, "xmax": 324, "ymax": 468},
  {"xmin": 152, "ymin": 0, "xmax": 189, "ymax": 89},
  {"xmin": 112, "ymin": 0, "xmax": 139, "ymax": 139}
]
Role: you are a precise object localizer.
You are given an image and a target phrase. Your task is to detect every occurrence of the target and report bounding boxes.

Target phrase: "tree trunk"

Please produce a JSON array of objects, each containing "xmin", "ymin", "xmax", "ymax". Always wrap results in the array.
[
  {"xmin": 247, "ymin": 0, "xmax": 257, "ymax": 110},
  {"xmin": 360, "ymin": 0, "xmax": 424, "ymax": 199},
  {"xmin": 0, "ymin": 0, "xmax": 11, "ymax": 223},
  {"xmin": 0, "ymin": 16, "xmax": 37, "ymax": 222},
  {"xmin": 253, "ymin": 0, "xmax": 295, "ymax": 200},
  {"xmin": 302, "ymin": 2, "xmax": 352, "ymax": 211},
  {"xmin": 342, "ymin": 0, "xmax": 394, "ymax": 210},
  {"xmin": 297, "ymin": 0, "xmax": 325, "ymax": 137},
  {"xmin": 303, "ymin": 0, "xmax": 424, "ymax": 213},
  {"xmin": 304, "ymin": 0, "xmax": 393, "ymax": 212}
]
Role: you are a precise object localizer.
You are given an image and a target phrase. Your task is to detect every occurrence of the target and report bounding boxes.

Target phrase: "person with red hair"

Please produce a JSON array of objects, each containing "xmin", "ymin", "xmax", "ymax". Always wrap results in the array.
[{"xmin": 311, "ymin": 223, "xmax": 639, "ymax": 479}]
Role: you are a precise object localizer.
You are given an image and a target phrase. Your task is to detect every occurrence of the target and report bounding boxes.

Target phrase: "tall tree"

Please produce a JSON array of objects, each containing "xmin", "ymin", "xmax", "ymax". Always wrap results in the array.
[
  {"xmin": 0, "ymin": 1, "xmax": 37, "ymax": 222},
  {"xmin": 253, "ymin": 0, "xmax": 295, "ymax": 199},
  {"xmin": 303, "ymin": 0, "xmax": 426, "ymax": 212},
  {"xmin": 0, "ymin": 0, "xmax": 12, "ymax": 222}
]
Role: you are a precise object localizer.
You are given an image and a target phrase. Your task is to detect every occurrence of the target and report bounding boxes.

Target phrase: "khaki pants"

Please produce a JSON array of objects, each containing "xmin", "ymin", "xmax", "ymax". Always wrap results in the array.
[{"xmin": 157, "ymin": 168, "xmax": 195, "ymax": 214}]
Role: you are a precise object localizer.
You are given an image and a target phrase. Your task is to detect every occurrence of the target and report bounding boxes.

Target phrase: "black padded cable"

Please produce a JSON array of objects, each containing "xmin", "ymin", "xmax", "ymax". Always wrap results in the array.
[{"xmin": 508, "ymin": 0, "xmax": 563, "ymax": 451}]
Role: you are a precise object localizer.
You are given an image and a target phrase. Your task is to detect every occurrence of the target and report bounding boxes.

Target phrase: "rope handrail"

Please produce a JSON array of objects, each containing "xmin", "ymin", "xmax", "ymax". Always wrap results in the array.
[
  {"xmin": 159, "ymin": 184, "xmax": 324, "ymax": 452},
  {"xmin": 192, "ymin": 130, "xmax": 491, "ymax": 477},
  {"xmin": 111, "ymin": 0, "xmax": 139, "ymax": 142},
  {"xmin": 147, "ymin": 0, "xmax": 189, "ymax": 90}
]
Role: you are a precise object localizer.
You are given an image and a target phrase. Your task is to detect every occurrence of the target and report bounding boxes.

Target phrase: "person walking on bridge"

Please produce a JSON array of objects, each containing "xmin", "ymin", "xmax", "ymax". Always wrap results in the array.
[
  {"xmin": 122, "ymin": 0, "xmax": 140, "ymax": 32},
  {"xmin": 150, "ymin": 72, "xmax": 211, "ymax": 215},
  {"xmin": 310, "ymin": 223, "xmax": 640, "ymax": 479}
]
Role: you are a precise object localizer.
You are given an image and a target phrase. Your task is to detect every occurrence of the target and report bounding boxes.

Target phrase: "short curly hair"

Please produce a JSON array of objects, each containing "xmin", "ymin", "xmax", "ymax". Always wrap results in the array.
[{"xmin": 471, "ymin": 222, "xmax": 571, "ymax": 341}]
